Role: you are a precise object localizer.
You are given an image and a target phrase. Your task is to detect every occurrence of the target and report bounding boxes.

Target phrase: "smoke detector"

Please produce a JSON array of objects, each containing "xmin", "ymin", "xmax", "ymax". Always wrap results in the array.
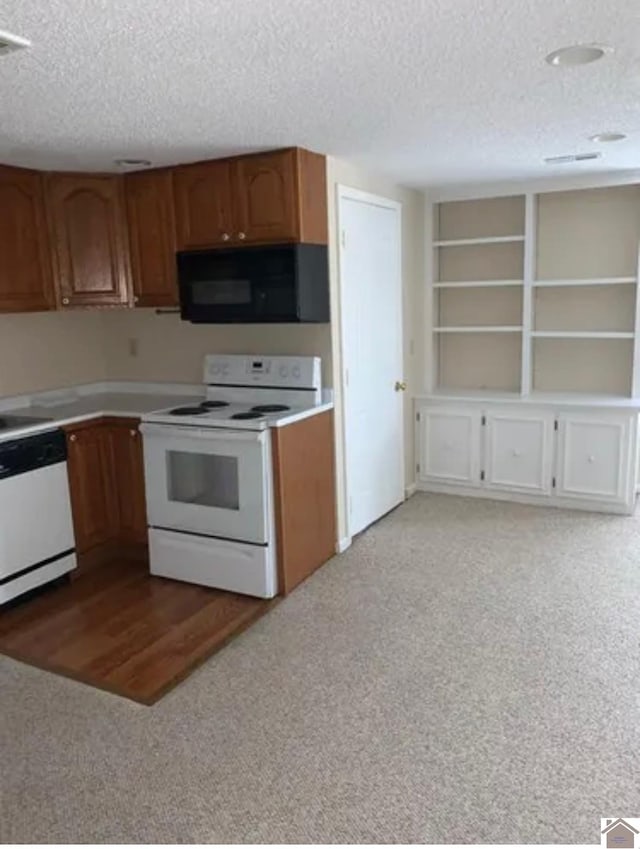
[
  {"xmin": 0, "ymin": 29, "xmax": 31, "ymax": 56},
  {"xmin": 544, "ymin": 152, "xmax": 602, "ymax": 165}
]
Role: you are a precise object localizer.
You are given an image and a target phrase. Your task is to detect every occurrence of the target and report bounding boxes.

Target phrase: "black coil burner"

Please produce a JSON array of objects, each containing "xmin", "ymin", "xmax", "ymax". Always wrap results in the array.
[
  {"xmin": 169, "ymin": 406, "xmax": 209, "ymax": 416},
  {"xmin": 231, "ymin": 412, "xmax": 265, "ymax": 420},
  {"xmin": 200, "ymin": 400, "xmax": 230, "ymax": 409},
  {"xmin": 250, "ymin": 404, "xmax": 291, "ymax": 413}
]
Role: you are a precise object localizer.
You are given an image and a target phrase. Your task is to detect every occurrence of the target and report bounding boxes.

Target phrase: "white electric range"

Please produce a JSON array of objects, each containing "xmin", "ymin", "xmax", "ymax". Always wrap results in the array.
[{"xmin": 140, "ymin": 354, "xmax": 323, "ymax": 598}]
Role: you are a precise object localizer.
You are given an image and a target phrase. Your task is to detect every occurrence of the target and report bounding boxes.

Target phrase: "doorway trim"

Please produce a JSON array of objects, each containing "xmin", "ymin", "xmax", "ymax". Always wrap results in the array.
[{"xmin": 335, "ymin": 184, "xmax": 404, "ymax": 543}]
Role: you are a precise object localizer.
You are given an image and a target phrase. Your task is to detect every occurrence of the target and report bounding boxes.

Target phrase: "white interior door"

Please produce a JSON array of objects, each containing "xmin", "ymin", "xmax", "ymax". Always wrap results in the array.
[{"xmin": 339, "ymin": 187, "xmax": 404, "ymax": 537}]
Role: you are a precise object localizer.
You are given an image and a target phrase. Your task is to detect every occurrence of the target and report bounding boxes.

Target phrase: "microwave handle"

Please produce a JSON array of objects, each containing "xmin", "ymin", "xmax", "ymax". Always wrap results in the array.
[{"xmin": 139, "ymin": 423, "xmax": 266, "ymax": 443}]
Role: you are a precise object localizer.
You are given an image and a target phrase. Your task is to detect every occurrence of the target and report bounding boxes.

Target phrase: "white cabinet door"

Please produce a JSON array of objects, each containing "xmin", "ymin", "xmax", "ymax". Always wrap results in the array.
[
  {"xmin": 556, "ymin": 413, "xmax": 633, "ymax": 504},
  {"xmin": 418, "ymin": 406, "xmax": 482, "ymax": 486},
  {"xmin": 484, "ymin": 409, "xmax": 555, "ymax": 495}
]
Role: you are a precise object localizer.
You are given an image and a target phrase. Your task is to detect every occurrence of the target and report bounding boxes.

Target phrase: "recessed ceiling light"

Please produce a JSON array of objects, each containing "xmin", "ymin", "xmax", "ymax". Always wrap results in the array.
[
  {"xmin": 545, "ymin": 44, "xmax": 609, "ymax": 66},
  {"xmin": 589, "ymin": 132, "xmax": 627, "ymax": 143},
  {"xmin": 114, "ymin": 158, "xmax": 152, "ymax": 168},
  {"xmin": 544, "ymin": 152, "xmax": 602, "ymax": 164},
  {"xmin": 0, "ymin": 28, "xmax": 31, "ymax": 56}
]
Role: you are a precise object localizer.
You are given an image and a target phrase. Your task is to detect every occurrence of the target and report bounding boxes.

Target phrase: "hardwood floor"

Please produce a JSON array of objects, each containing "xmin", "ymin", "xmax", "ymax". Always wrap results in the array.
[{"xmin": 0, "ymin": 561, "xmax": 273, "ymax": 704}]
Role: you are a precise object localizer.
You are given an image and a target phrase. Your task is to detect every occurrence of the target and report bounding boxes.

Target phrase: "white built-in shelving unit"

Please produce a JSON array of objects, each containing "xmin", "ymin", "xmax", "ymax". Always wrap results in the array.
[{"xmin": 429, "ymin": 184, "xmax": 640, "ymax": 399}]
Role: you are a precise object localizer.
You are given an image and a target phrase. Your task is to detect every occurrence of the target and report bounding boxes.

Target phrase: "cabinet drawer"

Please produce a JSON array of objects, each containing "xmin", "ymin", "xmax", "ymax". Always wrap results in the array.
[
  {"xmin": 418, "ymin": 407, "xmax": 482, "ymax": 486},
  {"xmin": 484, "ymin": 409, "xmax": 554, "ymax": 495},
  {"xmin": 556, "ymin": 413, "xmax": 633, "ymax": 504}
]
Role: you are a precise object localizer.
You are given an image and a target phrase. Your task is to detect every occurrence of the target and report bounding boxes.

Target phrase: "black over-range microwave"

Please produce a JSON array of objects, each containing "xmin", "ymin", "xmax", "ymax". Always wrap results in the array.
[{"xmin": 177, "ymin": 243, "xmax": 330, "ymax": 324}]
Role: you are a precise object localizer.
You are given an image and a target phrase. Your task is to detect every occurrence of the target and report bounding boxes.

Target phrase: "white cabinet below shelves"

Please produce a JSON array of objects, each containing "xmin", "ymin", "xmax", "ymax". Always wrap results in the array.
[
  {"xmin": 418, "ymin": 407, "xmax": 482, "ymax": 486},
  {"xmin": 556, "ymin": 413, "xmax": 632, "ymax": 504},
  {"xmin": 484, "ymin": 410, "xmax": 554, "ymax": 495},
  {"xmin": 415, "ymin": 398, "xmax": 638, "ymax": 515}
]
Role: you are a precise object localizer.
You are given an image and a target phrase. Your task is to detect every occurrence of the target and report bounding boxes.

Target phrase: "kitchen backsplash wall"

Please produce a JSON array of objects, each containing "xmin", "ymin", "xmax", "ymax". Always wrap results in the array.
[
  {"xmin": 0, "ymin": 312, "xmax": 108, "ymax": 397},
  {"xmin": 101, "ymin": 310, "xmax": 333, "ymax": 387}
]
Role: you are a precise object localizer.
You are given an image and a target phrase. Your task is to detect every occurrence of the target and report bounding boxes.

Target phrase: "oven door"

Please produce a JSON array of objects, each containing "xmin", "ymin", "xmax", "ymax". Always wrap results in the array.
[{"xmin": 140, "ymin": 424, "xmax": 270, "ymax": 545}]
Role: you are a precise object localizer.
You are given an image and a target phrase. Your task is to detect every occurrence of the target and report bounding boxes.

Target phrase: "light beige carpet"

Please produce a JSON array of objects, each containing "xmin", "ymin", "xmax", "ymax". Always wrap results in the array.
[{"xmin": 2, "ymin": 493, "xmax": 639, "ymax": 844}]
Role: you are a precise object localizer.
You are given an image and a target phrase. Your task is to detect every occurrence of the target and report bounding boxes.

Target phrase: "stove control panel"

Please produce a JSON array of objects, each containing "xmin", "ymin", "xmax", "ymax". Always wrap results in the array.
[{"xmin": 204, "ymin": 355, "xmax": 321, "ymax": 391}]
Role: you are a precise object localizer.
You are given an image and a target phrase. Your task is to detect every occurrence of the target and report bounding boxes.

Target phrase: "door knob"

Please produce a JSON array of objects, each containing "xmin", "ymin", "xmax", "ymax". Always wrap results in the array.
[
  {"xmin": 62, "ymin": 297, "xmax": 70, "ymax": 305},
  {"xmin": 395, "ymin": 381, "xmax": 407, "ymax": 392},
  {"xmin": 238, "ymin": 232, "xmax": 246, "ymax": 240}
]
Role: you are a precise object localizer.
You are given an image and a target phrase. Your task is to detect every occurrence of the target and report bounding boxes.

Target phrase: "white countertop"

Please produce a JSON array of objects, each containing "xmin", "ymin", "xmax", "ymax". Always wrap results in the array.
[
  {"xmin": 0, "ymin": 382, "xmax": 333, "ymax": 444},
  {"xmin": 416, "ymin": 390, "xmax": 640, "ymax": 410}
]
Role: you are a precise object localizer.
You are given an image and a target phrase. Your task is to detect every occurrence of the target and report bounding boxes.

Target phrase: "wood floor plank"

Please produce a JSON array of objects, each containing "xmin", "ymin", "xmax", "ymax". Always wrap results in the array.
[{"xmin": 0, "ymin": 559, "xmax": 273, "ymax": 704}]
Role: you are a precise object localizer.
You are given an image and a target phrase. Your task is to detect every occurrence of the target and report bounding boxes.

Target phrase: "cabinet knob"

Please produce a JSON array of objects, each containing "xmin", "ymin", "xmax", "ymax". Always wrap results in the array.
[
  {"xmin": 394, "ymin": 380, "xmax": 407, "ymax": 392},
  {"xmin": 588, "ymin": 455, "xmax": 595, "ymax": 464},
  {"xmin": 512, "ymin": 449, "xmax": 522, "ymax": 458},
  {"xmin": 62, "ymin": 297, "xmax": 70, "ymax": 305},
  {"xmin": 133, "ymin": 295, "xmax": 139, "ymax": 304},
  {"xmin": 130, "ymin": 429, "xmax": 137, "ymax": 438},
  {"xmin": 221, "ymin": 233, "xmax": 230, "ymax": 242},
  {"xmin": 238, "ymin": 232, "xmax": 246, "ymax": 240},
  {"xmin": 69, "ymin": 434, "xmax": 77, "ymax": 442}
]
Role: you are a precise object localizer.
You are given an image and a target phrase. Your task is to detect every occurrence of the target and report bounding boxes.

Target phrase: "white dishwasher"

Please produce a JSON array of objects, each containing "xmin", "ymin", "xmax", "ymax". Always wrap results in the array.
[{"xmin": 0, "ymin": 428, "xmax": 77, "ymax": 604}]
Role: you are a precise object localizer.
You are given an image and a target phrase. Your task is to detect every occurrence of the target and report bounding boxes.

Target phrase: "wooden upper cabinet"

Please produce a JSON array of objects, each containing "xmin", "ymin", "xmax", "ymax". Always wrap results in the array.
[
  {"xmin": 233, "ymin": 150, "xmax": 298, "ymax": 243},
  {"xmin": 173, "ymin": 159, "xmax": 234, "ymax": 250},
  {"xmin": 0, "ymin": 165, "xmax": 55, "ymax": 312},
  {"xmin": 125, "ymin": 170, "xmax": 177, "ymax": 307},
  {"xmin": 46, "ymin": 173, "xmax": 131, "ymax": 308},
  {"xmin": 173, "ymin": 147, "xmax": 328, "ymax": 250}
]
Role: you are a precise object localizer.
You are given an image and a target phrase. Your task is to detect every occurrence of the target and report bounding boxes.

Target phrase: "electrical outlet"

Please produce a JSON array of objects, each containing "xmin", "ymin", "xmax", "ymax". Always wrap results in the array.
[{"xmin": 128, "ymin": 338, "xmax": 139, "ymax": 357}]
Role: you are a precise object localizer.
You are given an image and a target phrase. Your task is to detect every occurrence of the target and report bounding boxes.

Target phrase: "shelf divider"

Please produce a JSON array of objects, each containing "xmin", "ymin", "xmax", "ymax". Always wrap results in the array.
[
  {"xmin": 533, "ymin": 277, "xmax": 636, "ymax": 287},
  {"xmin": 531, "ymin": 331, "xmax": 634, "ymax": 339},
  {"xmin": 433, "ymin": 235, "xmax": 525, "ymax": 247},
  {"xmin": 434, "ymin": 325, "xmax": 523, "ymax": 334},
  {"xmin": 433, "ymin": 279, "xmax": 523, "ymax": 289}
]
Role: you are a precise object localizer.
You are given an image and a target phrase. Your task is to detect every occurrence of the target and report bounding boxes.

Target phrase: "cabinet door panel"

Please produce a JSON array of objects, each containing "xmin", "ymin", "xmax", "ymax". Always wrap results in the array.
[
  {"xmin": 47, "ymin": 174, "xmax": 130, "ymax": 307},
  {"xmin": 419, "ymin": 407, "xmax": 482, "ymax": 486},
  {"xmin": 173, "ymin": 160, "xmax": 234, "ymax": 249},
  {"xmin": 557, "ymin": 414, "xmax": 632, "ymax": 503},
  {"xmin": 0, "ymin": 166, "xmax": 54, "ymax": 312},
  {"xmin": 66, "ymin": 424, "xmax": 119, "ymax": 553},
  {"xmin": 125, "ymin": 170, "xmax": 177, "ymax": 307},
  {"xmin": 109, "ymin": 420, "xmax": 148, "ymax": 545},
  {"xmin": 233, "ymin": 150, "xmax": 298, "ymax": 243},
  {"xmin": 484, "ymin": 410, "xmax": 554, "ymax": 494}
]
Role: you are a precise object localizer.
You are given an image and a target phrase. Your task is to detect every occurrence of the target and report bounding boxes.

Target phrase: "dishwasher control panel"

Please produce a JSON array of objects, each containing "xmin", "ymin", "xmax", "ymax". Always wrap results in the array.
[{"xmin": 0, "ymin": 429, "xmax": 67, "ymax": 480}]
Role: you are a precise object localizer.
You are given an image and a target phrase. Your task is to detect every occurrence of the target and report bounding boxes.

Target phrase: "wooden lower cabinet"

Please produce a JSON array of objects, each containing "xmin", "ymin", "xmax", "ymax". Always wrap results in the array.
[
  {"xmin": 106, "ymin": 418, "xmax": 148, "ymax": 545},
  {"xmin": 64, "ymin": 417, "xmax": 147, "ymax": 561},
  {"xmin": 272, "ymin": 410, "xmax": 337, "ymax": 594}
]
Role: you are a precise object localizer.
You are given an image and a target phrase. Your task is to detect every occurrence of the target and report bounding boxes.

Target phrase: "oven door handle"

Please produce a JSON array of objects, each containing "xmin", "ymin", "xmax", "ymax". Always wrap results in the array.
[{"xmin": 139, "ymin": 423, "xmax": 267, "ymax": 443}]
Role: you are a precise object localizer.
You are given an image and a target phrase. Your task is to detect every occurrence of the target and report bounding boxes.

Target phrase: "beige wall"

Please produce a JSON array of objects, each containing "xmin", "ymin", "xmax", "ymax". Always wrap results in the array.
[
  {"xmin": 0, "ymin": 312, "xmax": 107, "ymax": 397},
  {"xmin": 102, "ymin": 310, "xmax": 332, "ymax": 387},
  {"xmin": 326, "ymin": 157, "xmax": 425, "ymax": 542}
]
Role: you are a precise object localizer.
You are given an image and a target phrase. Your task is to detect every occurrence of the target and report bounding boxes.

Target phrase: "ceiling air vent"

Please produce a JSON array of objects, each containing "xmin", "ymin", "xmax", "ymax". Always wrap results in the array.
[
  {"xmin": 0, "ymin": 29, "xmax": 31, "ymax": 56},
  {"xmin": 544, "ymin": 152, "xmax": 602, "ymax": 164}
]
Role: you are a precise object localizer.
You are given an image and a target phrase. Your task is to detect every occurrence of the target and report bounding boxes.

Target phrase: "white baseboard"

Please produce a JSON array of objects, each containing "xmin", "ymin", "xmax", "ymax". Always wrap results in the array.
[
  {"xmin": 405, "ymin": 482, "xmax": 418, "ymax": 499},
  {"xmin": 416, "ymin": 480, "xmax": 634, "ymax": 516},
  {"xmin": 336, "ymin": 536, "xmax": 352, "ymax": 553}
]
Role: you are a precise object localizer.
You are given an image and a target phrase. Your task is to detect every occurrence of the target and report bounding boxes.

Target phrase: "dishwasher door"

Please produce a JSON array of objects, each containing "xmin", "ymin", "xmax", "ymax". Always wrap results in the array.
[{"xmin": 0, "ymin": 461, "xmax": 76, "ymax": 601}]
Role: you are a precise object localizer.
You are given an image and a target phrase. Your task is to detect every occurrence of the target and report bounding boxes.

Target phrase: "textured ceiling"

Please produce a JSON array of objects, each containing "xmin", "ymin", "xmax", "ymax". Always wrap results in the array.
[{"xmin": 1, "ymin": 0, "xmax": 639, "ymax": 187}]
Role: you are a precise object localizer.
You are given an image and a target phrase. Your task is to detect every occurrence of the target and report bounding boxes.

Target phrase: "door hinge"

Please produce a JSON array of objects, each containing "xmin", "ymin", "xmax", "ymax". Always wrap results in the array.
[
  {"xmin": 480, "ymin": 470, "xmax": 485, "ymax": 481},
  {"xmin": 416, "ymin": 462, "xmax": 420, "ymax": 474},
  {"xmin": 344, "ymin": 368, "xmax": 349, "ymax": 387},
  {"xmin": 481, "ymin": 415, "xmax": 486, "ymax": 426},
  {"xmin": 341, "ymin": 229, "xmax": 346, "ymax": 249},
  {"xmin": 552, "ymin": 476, "xmax": 556, "ymax": 489},
  {"xmin": 416, "ymin": 411, "xmax": 421, "ymax": 422},
  {"xmin": 554, "ymin": 420, "xmax": 558, "ymax": 431}
]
